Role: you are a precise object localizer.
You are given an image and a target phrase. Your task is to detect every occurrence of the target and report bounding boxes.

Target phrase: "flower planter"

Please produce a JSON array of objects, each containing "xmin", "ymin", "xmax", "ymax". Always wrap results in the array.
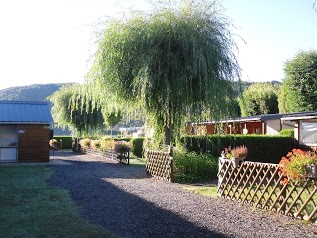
[
  {"xmin": 232, "ymin": 157, "xmax": 244, "ymax": 168},
  {"xmin": 306, "ymin": 164, "xmax": 317, "ymax": 178}
]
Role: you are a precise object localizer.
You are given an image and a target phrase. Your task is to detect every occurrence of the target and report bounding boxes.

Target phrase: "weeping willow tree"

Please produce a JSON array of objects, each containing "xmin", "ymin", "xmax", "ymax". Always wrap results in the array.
[
  {"xmin": 48, "ymin": 84, "xmax": 105, "ymax": 137},
  {"xmin": 87, "ymin": 0, "xmax": 240, "ymax": 146}
]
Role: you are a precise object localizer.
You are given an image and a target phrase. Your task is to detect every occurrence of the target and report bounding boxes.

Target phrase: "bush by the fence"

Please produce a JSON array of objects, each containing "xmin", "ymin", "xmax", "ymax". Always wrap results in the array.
[
  {"xmin": 130, "ymin": 137, "xmax": 145, "ymax": 158},
  {"xmin": 53, "ymin": 136, "xmax": 72, "ymax": 149},
  {"xmin": 179, "ymin": 135, "xmax": 295, "ymax": 164},
  {"xmin": 279, "ymin": 129, "xmax": 294, "ymax": 137},
  {"xmin": 173, "ymin": 151, "xmax": 218, "ymax": 183}
]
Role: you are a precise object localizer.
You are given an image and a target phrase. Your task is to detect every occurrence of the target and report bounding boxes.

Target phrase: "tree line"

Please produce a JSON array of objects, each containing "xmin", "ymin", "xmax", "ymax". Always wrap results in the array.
[{"xmin": 239, "ymin": 50, "xmax": 317, "ymax": 116}]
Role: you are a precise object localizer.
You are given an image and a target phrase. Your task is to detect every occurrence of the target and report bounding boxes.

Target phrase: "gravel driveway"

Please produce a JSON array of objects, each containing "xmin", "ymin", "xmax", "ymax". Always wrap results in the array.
[{"xmin": 49, "ymin": 151, "xmax": 317, "ymax": 238}]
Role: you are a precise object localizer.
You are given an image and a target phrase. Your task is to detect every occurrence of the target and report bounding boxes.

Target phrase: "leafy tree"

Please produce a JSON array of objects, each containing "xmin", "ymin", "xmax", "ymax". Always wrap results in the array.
[
  {"xmin": 279, "ymin": 50, "xmax": 317, "ymax": 113},
  {"xmin": 87, "ymin": 0, "xmax": 240, "ymax": 146},
  {"xmin": 104, "ymin": 110, "xmax": 123, "ymax": 137},
  {"xmin": 238, "ymin": 83, "xmax": 279, "ymax": 116},
  {"xmin": 48, "ymin": 85, "xmax": 105, "ymax": 137}
]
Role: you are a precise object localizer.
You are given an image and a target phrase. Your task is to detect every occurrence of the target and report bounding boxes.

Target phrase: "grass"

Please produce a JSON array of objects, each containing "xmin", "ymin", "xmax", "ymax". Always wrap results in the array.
[
  {"xmin": 183, "ymin": 185, "xmax": 218, "ymax": 197},
  {"xmin": 129, "ymin": 156, "xmax": 146, "ymax": 167},
  {"xmin": 0, "ymin": 166, "xmax": 114, "ymax": 238}
]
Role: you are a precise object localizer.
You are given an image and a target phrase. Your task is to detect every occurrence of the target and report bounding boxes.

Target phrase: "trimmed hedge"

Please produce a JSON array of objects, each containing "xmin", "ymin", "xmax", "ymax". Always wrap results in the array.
[
  {"xmin": 180, "ymin": 135, "xmax": 295, "ymax": 164},
  {"xmin": 173, "ymin": 152, "xmax": 218, "ymax": 183},
  {"xmin": 130, "ymin": 137, "xmax": 145, "ymax": 158},
  {"xmin": 53, "ymin": 136, "xmax": 72, "ymax": 149}
]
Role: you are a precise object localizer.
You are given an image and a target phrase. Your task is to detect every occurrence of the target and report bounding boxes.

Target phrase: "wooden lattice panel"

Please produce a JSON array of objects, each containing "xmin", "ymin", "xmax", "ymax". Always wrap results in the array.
[
  {"xmin": 145, "ymin": 150, "xmax": 173, "ymax": 182},
  {"xmin": 218, "ymin": 158, "xmax": 317, "ymax": 223}
]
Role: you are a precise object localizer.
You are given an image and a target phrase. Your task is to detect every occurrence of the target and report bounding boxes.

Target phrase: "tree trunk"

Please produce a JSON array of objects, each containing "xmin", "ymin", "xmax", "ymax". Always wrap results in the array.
[{"xmin": 164, "ymin": 125, "xmax": 171, "ymax": 146}]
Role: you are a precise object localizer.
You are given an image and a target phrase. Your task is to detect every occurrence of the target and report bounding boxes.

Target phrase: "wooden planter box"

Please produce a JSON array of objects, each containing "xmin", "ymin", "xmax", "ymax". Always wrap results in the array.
[{"xmin": 306, "ymin": 164, "xmax": 317, "ymax": 178}]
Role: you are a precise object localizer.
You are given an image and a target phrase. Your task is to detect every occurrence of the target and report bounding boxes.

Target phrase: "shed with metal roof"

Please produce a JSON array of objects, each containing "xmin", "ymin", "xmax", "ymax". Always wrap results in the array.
[{"xmin": 0, "ymin": 100, "xmax": 53, "ymax": 162}]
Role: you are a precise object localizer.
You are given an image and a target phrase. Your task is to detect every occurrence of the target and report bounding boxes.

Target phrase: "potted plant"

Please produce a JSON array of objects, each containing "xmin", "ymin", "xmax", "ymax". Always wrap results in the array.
[
  {"xmin": 279, "ymin": 148, "xmax": 317, "ymax": 184},
  {"xmin": 222, "ymin": 145, "xmax": 248, "ymax": 168}
]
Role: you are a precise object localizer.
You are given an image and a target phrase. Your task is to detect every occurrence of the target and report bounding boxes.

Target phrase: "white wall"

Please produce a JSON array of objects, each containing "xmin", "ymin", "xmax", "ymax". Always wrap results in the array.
[
  {"xmin": 281, "ymin": 121, "xmax": 295, "ymax": 130},
  {"xmin": 266, "ymin": 119, "xmax": 281, "ymax": 135}
]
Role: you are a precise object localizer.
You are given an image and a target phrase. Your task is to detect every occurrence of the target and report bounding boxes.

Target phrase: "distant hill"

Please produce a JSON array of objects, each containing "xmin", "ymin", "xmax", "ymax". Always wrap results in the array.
[
  {"xmin": 0, "ymin": 83, "xmax": 72, "ymax": 102},
  {"xmin": 0, "ymin": 83, "xmax": 73, "ymax": 135}
]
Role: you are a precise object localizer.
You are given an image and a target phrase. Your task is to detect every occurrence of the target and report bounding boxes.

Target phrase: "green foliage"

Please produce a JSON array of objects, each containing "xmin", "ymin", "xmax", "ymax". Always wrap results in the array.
[
  {"xmin": 173, "ymin": 151, "xmax": 218, "ymax": 183},
  {"xmin": 53, "ymin": 136, "xmax": 72, "ymax": 149},
  {"xmin": 238, "ymin": 83, "xmax": 279, "ymax": 116},
  {"xmin": 180, "ymin": 135, "xmax": 294, "ymax": 164},
  {"xmin": 104, "ymin": 110, "xmax": 123, "ymax": 128},
  {"xmin": 87, "ymin": 0, "xmax": 240, "ymax": 146},
  {"xmin": 130, "ymin": 137, "xmax": 145, "ymax": 158},
  {"xmin": 280, "ymin": 50, "xmax": 317, "ymax": 113},
  {"xmin": 279, "ymin": 129, "xmax": 294, "ymax": 137},
  {"xmin": 49, "ymin": 85, "xmax": 105, "ymax": 137}
]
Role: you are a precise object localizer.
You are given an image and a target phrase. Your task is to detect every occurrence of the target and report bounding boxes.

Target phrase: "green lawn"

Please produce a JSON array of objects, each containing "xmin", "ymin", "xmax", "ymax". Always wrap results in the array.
[
  {"xmin": 0, "ymin": 166, "xmax": 114, "ymax": 238},
  {"xmin": 129, "ymin": 156, "xmax": 146, "ymax": 167},
  {"xmin": 183, "ymin": 185, "xmax": 218, "ymax": 197}
]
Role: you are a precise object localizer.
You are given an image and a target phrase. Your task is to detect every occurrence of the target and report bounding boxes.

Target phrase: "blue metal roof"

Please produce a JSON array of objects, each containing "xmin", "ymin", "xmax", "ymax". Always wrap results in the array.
[{"xmin": 0, "ymin": 100, "xmax": 53, "ymax": 124}]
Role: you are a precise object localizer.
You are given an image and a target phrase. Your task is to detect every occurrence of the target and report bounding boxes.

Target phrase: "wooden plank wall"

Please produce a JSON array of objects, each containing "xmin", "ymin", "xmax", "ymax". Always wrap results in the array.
[{"xmin": 18, "ymin": 124, "xmax": 50, "ymax": 162}]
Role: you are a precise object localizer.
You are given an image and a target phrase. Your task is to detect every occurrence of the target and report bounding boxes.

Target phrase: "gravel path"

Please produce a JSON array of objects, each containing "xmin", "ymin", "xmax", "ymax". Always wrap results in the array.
[{"xmin": 48, "ymin": 151, "xmax": 317, "ymax": 238}]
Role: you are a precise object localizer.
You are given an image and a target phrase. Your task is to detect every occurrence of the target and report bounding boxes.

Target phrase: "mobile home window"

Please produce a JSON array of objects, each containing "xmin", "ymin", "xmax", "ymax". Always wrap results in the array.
[
  {"xmin": 300, "ymin": 122, "xmax": 317, "ymax": 145},
  {"xmin": 0, "ymin": 125, "xmax": 18, "ymax": 147}
]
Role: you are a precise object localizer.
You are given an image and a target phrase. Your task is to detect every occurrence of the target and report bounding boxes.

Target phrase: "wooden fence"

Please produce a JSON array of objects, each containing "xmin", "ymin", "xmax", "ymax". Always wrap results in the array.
[
  {"xmin": 145, "ymin": 147, "xmax": 173, "ymax": 182},
  {"xmin": 81, "ymin": 146, "xmax": 129, "ymax": 164},
  {"xmin": 218, "ymin": 158, "xmax": 317, "ymax": 223}
]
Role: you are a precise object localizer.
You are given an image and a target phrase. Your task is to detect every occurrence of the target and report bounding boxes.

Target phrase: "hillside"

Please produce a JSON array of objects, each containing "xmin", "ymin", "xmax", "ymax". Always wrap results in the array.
[{"xmin": 0, "ymin": 83, "xmax": 72, "ymax": 102}]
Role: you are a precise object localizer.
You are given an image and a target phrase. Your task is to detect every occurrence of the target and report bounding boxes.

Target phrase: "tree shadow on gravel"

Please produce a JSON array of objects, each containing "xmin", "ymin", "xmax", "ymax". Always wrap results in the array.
[{"xmin": 49, "ymin": 158, "xmax": 229, "ymax": 238}]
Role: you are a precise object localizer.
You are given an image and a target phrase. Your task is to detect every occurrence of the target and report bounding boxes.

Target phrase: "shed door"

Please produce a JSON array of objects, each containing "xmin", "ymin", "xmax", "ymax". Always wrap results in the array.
[{"xmin": 0, "ymin": 125, "xmax": 18, "ymax": 161}]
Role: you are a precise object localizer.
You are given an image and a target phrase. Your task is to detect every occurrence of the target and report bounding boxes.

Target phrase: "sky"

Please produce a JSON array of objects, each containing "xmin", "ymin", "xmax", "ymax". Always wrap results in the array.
[{"xmin": 0, "ymin": 0, "xmax": 316, "ymax": 90}]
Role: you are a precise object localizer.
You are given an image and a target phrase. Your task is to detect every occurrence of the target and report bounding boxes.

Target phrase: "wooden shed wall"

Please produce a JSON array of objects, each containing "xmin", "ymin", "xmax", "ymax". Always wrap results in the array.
[{"xmin": 18, "ymin": 124, "xmax": 50, "ymax": 162}]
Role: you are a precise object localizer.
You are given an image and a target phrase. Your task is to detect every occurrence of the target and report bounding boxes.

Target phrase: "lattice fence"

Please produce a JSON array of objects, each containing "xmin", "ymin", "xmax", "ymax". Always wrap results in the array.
[
  {"xmin": 145, "ymin": 148, "xmax": 173, "ymax": 182},
  {"xmin": 218, "ymin": 158, "xmax": 317, "ymax": 223}
]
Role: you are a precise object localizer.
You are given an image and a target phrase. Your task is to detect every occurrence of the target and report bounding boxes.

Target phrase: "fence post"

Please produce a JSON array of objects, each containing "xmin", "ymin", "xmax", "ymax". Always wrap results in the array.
[{"xmin": 218, "ymin": 157, "xmax": 224, "ymax": 196}]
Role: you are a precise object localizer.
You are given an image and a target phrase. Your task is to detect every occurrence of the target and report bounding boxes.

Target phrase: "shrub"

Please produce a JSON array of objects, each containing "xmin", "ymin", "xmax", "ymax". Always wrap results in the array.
[
  {"xmin": 173, "ymin": 151, "xmax": 218, "ymax": 183},
  {"xmin": 180, "ymin": 135, "xmax": 294, "ymax": 164},
  {"xmin": 222, "ymin": 145, "xmax": 248, "ymax": 159},
  {"xmin": 101, "ymin": 139, "xmax": 116, "ymax": 151},
  {"xmin": 279, "ymin": 148, "xmax": 317, "ymax": 183},
  {"xmin": 130, "ymin": 137, "xmax": 145, "ymax": 158},
  {"xmin": 279, "ymin": 129, "xmax": 294, "ymax": 137},
  {"xmin": 114, "ymin": 141, "xmax": 132, "ymax": 153},
  {"xmin": 79, "ymin": 138, "xmax": 91, "ymax": 148},
  {"xmin": 91, "ymin": 140, "xmax": 101, "ymax": 150}
]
